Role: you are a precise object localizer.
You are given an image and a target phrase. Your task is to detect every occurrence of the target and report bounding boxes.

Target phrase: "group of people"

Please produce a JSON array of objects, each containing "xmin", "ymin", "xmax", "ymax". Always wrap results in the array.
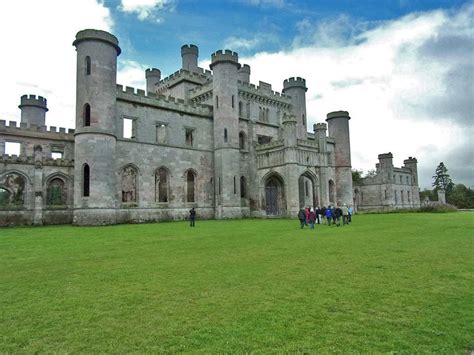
[{"xmin": 297, "ymin": 205, "xmax": 353, "ymax": 229}]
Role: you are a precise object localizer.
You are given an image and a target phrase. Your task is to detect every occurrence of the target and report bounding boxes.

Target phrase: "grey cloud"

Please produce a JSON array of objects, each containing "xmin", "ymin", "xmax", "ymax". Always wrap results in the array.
[{"xmin": 330, "ymin": 78, "xmax": 365, "ymax": 89}]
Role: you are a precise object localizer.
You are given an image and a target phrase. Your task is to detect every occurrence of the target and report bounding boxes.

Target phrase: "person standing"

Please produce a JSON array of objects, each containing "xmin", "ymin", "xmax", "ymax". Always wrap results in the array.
[
  {"xmin": 348, "ymin": 205, "xmax": 353, "ymax": 223},
  {"xmin": 189, "ymin": 207, "xmax": 196, "ymax": 227},
  {"xmin": 309, "ymin": 208, "xmax": 316, "ymax": 230},
  {"xmin": 334, "ymin": 206, "xmax": 342, "ymax": 227},
  {"xmin": 298, "ymin": 208, "xmax": 306, "ymax": 229},
  {"xmin": 325, "ymin": 206, "xmax": 332, "ymax": 226},
  {"xmin": 341, "ymin": 204, "xmax": 349, "ymax": 225}
]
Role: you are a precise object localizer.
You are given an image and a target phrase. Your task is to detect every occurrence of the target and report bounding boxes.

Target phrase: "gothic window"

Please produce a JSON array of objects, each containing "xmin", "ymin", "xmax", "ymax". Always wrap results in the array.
[
  {"xmin": 232, "ymin": 95, "xmax": 235, "ymax": 108},
  {"xmin": 186, "ymin": 170, "xmax": 195, "ymax": 203},
  {"xmin": 224, "ymin": 128, "xmax": 228, "ymax": 143},
  {"xmin": 302, "ymin": 114, "xmax": 306, "ymax": 125},
  {"xmin": 85, "ymin": 56, "xmax": 91, "ymax": 76},
  {"xmin": 239, "ymin": 101, "xmax": 243, "ymax": 116},
  {"xmin": 234, "ymin": 176, "xmax": 237, "ymax": 194},
  {"xmin": 156, "ymin": 167, "xmax": 169, "ymax": 203},
  {"xmin": 156, "ymin": 123, "xmax": 167, "ymax": 144},
  {"xmin": 0, "ymin": 188, "xmax": 10, "ymax": 206},
  {"xmin": 185, "ymin": 128, "xmax": 194, "ymax": 147},
  {"xmin": 240, "ymin": 176, "xmax": 246, "ymax": 198},
  {"xmin": 47, "ymin": 178, "xmax": 66, "ymax": 206},
  {"xmin": 239, "ymin": 131, "xmax": 245, "ymax": 150},
  {"xmin": 84, "ymin": 103, "xmax": 91, "ymax": 126},
  {"xmin": 401, "ymin": 190, "xmax": 404, "ymax": 203},
  {"xmin": 408, "ymin": 191, "xmax": 411, "ymax": 203},
  {"xmin": 328, "ymin": 179, "xmax": 335, "ymax": 203},
  {"xmin": 121, "ymin": 165, "xmax": 138, "ymax": 203},
  {"xmin": 399, "ymin": 175, "xmax": 403, "ymax": 184},
  {"xmin": 406, "ymin": 176, "xmax": 409, "ymax": 185},
  {"xmin": 246, "ymin": 102, "xmax": 250, "ymax": 119},
  {"xmin": 215, "ymin": 96, "xmax": 219, "ymax": 109},
  {"xmin": 266, "ymin": 108, "xmax": 270, "ymax": 122},
  {"xmin": 0, "ymin": 173, "xmax": 26, "ymax": 205},
  {"xmin": 83, "ymin": 164, "xmax": 90, "ymax": 197}
]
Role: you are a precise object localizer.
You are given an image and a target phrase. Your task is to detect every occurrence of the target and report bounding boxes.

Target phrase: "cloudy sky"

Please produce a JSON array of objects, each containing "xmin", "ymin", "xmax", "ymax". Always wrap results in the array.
[{"xmin": 0, "ymin": 0, "xmax": 472, "ymax": 189}]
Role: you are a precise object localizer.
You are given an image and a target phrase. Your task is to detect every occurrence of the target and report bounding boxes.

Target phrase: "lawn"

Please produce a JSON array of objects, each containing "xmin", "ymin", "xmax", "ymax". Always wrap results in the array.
[{"xmin": 0, "ymin": 213, "xmax": 472, "ymax": 352}]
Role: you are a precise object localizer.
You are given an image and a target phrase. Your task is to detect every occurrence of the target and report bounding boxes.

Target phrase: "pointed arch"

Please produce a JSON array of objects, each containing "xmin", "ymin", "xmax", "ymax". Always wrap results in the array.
[
  {"xmin": 299, "ymin": 170, "xmax": 319, "ymax": 208},
  {"xmin": 262, "ymin": 171, "xmax": 286, "ymax": 216},
  {"xmin": 44, "ymin": 172, "xmax": 72, "ymax": 206},
  {"xmin": 121, "ymin": 164, "xmax": 139, "ymax": 203},
  {"xmin": 155, "ymin": 166, "xmax": 171, "ymax": 203},
  {"xmin": 0, "ymin": 171, "xmax": 27, "ymax": 205},
  {"xmin": 184, "ymin": 169, "xmax": 197, "ymax": 203}
]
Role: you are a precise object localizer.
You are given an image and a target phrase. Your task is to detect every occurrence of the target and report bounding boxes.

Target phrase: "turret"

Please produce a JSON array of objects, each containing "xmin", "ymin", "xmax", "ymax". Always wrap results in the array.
[
  {"xmin": 210, "ymin": 49, "xmax": 241, "ymax": 219},
  {"xmin": 181, "ymin": 44, "xmax": 199, "ymax": 72},
  {"xmin": 378, "ymin": 152, "xmax": 394, "ymax": 183},
  {"xmin": 18, "ymin": 94, "xmax": 48, "ymax": 127},
  {"xmin": 282, "ymin": 77, "xmax": 307, "ymax": 140},
  {"xmin": 72, "ymin": 29, "xmax": 121, "ymax": 225},
  {"xmin": 326, "ymin": 110, "xmax": 353, "ymax": 205},
  {"xmin": 282, "ymin": 114, "xmax": 297, "ymax": 147},
  {"xmin": 403, "ymin": 157, "xmax": 418, "ymax": 185},
  {"xmin": 313, "ymin": 123, "xmax": 327, "ymax": 152},
  {"xmin": 145, "ymin": 68, "xmax": 161, "ymax": 95},
  {"xmin": 238, "ymin": 64, "xmax": 251, "ymax": 83}
]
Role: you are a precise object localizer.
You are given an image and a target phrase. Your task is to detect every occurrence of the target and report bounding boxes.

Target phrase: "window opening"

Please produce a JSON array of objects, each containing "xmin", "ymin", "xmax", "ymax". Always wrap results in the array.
[
  {"xmin": 5, "ymin": 142, "xmax": 21, "ymax": 156},
  {"xmin": 83, "ymin": 164, "xmax": 90, "ymax": 197}
]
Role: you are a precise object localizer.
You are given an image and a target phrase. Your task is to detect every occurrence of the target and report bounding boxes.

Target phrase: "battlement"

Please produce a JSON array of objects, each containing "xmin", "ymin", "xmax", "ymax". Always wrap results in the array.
[
  {"xmin": 326, "ymin": 110, "xmax": 350, "ymax": 120},
  {"xmin": 157, "ymin": 69, "xmax": 211, "ymax": 91},
  {"xmin": 145, "ymin": 68, "xmax": 161, "ymax": 78},
  {"xmin": 404, "ymin": 156, "xmax": 418, "ymax": 164},
  {"xmin": 0, "ymin": 119, "xmax": 75, "ymax": 136},
  {"xmin": 378, "ymin": 152, "xmax": 393, "ymax": 160},
  {"xmin": 282, "ymin": 114, "xmax": 297, "ymax": 124},
  {"xmin": 239, "ymin": 64, "xmax": 250, "ymax": 73},
  {"xmin": 18, "ymin": 94, "xmax": 48, "ymax": 111},
  {"xmin": 116, "ymin": 84, "xmax": 213, "ymax": 117},
  {"xmin": 181, "ymin": 44, "xmax": 198, "ymax": 55},
  {"xmin": 238, "ymin": 81, "xmax": 292, "ymax": 104},
  {"xmin": 210, "ymin": 50, "xmax": 239, "ymax": 69},
  {"xmin": 283, "ymin": 77, "xmax": 307, "ymax": 91},
  {"xmin": 73, "ymin": 29, "xmax": 121, "ymax": 55},
  {"xmin": 314, "ymin": 123, "xmax": 327, "ymax": 131},
  {"xmin": 0, "ymin": 154, "xmax": 74, "ymax": 167}
]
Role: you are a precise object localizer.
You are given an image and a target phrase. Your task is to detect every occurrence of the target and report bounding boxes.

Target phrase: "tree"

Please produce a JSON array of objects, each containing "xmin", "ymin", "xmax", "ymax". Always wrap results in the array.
[
  {"xmin": 447, "ymin": 184, "xmax": 474, "ymax": 208},
  {"xmin": 432, "ymin": 162, "xmax": 454, "ymax": 193},
  {"xmin": 352, "ymin": 169, "xmax": 363, "ymax": 184}
]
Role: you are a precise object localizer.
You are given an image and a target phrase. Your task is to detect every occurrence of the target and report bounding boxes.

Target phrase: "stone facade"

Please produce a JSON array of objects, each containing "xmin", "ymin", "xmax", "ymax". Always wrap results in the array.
[
  {"xmin": 353, "ymin": 153, "xmax": 421, "ymax": 211},
  {"xmin": 2, "ymin": 28, "xmax": 367, "ymax": 226}
]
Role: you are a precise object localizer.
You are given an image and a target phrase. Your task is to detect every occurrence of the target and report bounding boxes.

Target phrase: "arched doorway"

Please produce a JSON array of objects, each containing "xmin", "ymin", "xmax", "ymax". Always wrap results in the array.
[
  {"xmin": 298, "ymin": 172, "xmax": 319, "ymax": 208},
  {"xmin": 264, "ymin": 174, "xmax": 285, "ymax": 216}
]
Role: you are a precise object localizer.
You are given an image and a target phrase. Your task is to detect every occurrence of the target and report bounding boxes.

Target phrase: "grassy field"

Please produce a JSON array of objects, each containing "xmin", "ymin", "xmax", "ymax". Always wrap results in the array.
[{"xmin": 0, "ymin": 213, "xmax": 472, "ymax": 352}]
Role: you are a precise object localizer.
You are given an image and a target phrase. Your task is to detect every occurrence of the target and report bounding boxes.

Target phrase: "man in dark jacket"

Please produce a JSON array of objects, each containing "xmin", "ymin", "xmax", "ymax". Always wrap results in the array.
[
  {"xmin": 298, "ymin": 208, "xmax": 306, "ymax": 229},
  {"xmin": 189, "ymin": 208, "xmax": 196, "ymax": 227}
]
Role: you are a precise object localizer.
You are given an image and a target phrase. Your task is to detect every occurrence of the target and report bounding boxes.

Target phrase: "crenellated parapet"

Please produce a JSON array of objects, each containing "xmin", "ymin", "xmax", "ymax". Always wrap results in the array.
[
  {"xmin": 238, "ymin": 81, "xmax": 291, "ymax": 108},
  {"xmin": 210, "ymin": 50, "xmax": 239, "ymax": 69},
  {"xmin": 155, "ymin": 69, "xmax": 211, "ymax": 94},
  {"xmin": 181, "ymin": 44, "xmax": 198, "ymax": 56},
  {"xmin": 314, "ymin": 123, "xmax": 327, "ymax": 131},
  {"xmin": 0, "ymin": 119, "xmax": 75, "ymax": 139},
  {"xmin": 18, "ymin": 95, "xmax": 48, "ymax": 112},
  {"xmin": 283, "ymin": 77, "xmax": 307, "ymax": 92},
  {"xmin": 0, "ymin": 154, "xmax": 74, "ymax": 166},
  {"xmin": 116, "ymin": 84, "xmax": 213, "ymax": 117}
]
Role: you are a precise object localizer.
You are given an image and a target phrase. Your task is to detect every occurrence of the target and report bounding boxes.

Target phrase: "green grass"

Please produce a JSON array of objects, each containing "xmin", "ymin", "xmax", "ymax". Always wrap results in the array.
[{"xmin": 0, "ymin": 213, "xmax": 473, "ymax": 352}]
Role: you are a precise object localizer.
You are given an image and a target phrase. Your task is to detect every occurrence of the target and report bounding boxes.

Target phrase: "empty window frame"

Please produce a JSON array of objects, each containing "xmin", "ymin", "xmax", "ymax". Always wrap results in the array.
[
  {"xmin": 84, "ymin": 103, "xmax": 91, "ymax": 126},
  {"xmin": 156, "ymin": 123, "xmax": 167, "ymax": 144},
  {"xmin": 123, "ymin": 118, "xmax": 136, "ymax": 139},
  {"xmin": 5, "ymin": 142, "xmax": 21, "ymax": 156},
  {"xmin": 83, "ymin": 164, "xmax": 90, "ymax": 197},
  {"xmin": 185, "ymin": 128, "xmax": 194, "ymax": 147}
]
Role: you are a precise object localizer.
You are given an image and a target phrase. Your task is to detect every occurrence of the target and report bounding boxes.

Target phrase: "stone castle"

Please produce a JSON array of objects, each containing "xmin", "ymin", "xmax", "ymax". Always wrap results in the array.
[{"xmin": 0, "ymin": 29, "xmax": 419, "ymax": 226}]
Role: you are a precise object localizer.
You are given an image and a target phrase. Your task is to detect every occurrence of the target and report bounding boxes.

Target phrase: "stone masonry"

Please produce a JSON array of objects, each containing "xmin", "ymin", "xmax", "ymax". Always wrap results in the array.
[{"xmin": 0, "ymin": 29, "xmax": 419, "ymax": 226}]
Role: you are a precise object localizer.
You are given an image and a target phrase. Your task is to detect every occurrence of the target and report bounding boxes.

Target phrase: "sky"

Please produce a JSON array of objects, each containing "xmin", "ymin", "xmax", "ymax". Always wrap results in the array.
[{"xmin": 0, "ymin": 0, "xmax": 472, "ymax": 189}]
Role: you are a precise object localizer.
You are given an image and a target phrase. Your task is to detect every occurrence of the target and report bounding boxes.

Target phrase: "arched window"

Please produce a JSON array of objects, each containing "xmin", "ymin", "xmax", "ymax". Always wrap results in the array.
[
  {"xmin": 83, "ymin": 164, "xmax": 90, "ymax": 197},
  {"xmin": 328, "ymin": 179, "xmax": 335, "ymax": 204},
  {"xmin": 121, "ymin": 165, "xmax": 138, "ymax": 203},
  {"xmin": 239, "ymin": 131, "xmax": 245, "ymax": 150},
  {"xmin": 240, "ymin": 176, "xmax": 246, "ymax": 198},
  {"xmin": 246, "ymin": 102, "xmax": 250, "ymax": 119},
  {"xmin": 239, "ymin": 101, "xmax": 243, "ymax": 116},
  {"xmin": 84, "ymin": 103, "xmax": 91, "ymax": 126},
  {"xmin": 224, "ymin": 128, "xmax": 228, "ymax": 143},
  {"xmin": 0, "ymin": 187, "xmax": 10, "ymax": 206},
  {"xmin": 186, "ymin": 171, "xmax": 195, "ymax": 202},
  {"xmin": 156, "ymin": 167, "xmax": 169, "ymax": 203},
  {"xmin": 85, "ymin": 56, "xmax": 91, "ymax": 76},
  {"xmin": 47, "ymin": 178, "xmax": 66, "ymax": 206},
  {"xmin": 266, "ymin": 108, "xmax": 270, "ymax": 122}
]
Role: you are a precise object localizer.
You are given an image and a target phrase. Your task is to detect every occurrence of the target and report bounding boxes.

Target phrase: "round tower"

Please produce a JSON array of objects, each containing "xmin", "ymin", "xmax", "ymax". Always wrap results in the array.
[
  {"xmin": 326, "ymin": 110, "xmax": 353, "ymax": 206},
  {"xmin": 181, "ymin": 44, "xmax": 199, "ymax": 72},
  {"xmin": 238, "ymin": 64, "xmax": 251, "ymax": 83},
  {"xmin": 18, "ymin": 94, "xmax": 48, "ymax": 127},
  {"xmin": 282, "ymin": 77, "xmax": 307, "ymax": 140},
  {"xmin": 145, "ymin": 68, "xmax": 161, "ymax": 95},
  {"xmin": 210, "ymin": 49, "xmax": 241, "ymax": 219},
  {"xmin": 72, "ymin": 29, "xmax": 121, "ymax": 225}
]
